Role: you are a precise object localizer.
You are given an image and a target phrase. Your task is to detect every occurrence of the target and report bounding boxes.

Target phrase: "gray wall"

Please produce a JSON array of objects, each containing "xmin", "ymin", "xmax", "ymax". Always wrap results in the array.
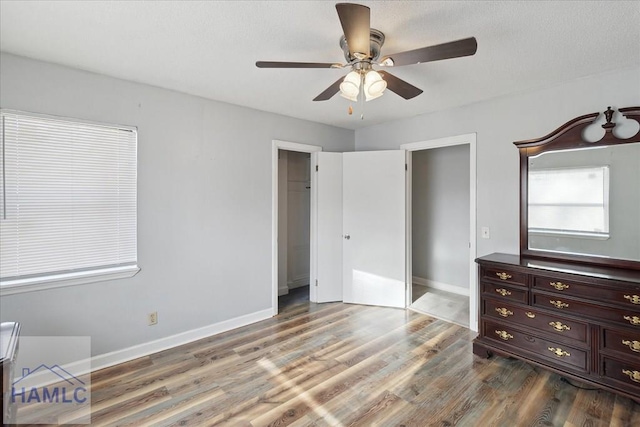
[
  {"xmin": 356, "ymin": 66, "xmax": 640, "ymax": 258},
  {"xmin": 0, "ymin": 53, "xmax": 354, "ymax": 356},
  {"xmin": 412, "ymin": 145, "xmax": 470, "ymax": 290}
]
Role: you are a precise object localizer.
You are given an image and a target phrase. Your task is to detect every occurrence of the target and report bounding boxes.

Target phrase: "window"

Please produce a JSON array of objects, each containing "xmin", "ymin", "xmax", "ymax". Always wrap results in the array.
[
  {"xmin": 528, "ymin": 166, "xmax": 610, "ymax": 237},
  {"xmin": 0, "ymin": 111, "xmax": 138, "ymax": 293}
]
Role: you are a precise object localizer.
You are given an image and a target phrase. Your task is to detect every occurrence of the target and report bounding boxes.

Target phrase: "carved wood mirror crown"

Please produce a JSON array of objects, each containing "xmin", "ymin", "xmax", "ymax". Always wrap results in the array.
[{"xmin": 514, "ymin": 106, "xmax": 640, "ymax": 270}]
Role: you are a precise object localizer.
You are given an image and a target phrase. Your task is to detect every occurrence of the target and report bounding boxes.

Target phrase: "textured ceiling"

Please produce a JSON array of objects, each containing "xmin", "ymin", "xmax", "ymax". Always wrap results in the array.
[{"xmin": 1, "ymin": 1, "xmax": 639, "ymax": 130}]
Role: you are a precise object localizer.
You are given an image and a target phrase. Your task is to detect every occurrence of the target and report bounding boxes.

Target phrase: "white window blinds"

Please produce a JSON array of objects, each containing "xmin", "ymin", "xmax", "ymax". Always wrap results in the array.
[{"xmin": 0, "ymin": 111, "xmax": 137, "ymax": 283}]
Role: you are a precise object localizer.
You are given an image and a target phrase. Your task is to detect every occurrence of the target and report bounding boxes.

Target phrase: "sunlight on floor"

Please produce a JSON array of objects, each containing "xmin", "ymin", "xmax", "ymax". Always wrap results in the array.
[
  {"xmin": 258, "ymin": 358, "xmax": 344, "ymax": 426},
  {"xmin": 410, "ymin": 287, "xmax": 469, "ymax": 328}
]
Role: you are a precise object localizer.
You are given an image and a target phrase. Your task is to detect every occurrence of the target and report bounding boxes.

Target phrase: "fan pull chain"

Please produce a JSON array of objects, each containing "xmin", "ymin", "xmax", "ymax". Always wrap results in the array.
[{"xmin": 360, "ymin": 72, "xmax": 365, "ymax": 120}]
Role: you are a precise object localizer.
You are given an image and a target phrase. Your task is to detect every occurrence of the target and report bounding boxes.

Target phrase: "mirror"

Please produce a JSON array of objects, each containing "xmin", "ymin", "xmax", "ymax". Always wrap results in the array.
[
  {"xmin": 515, "ymin": 106, "xmax": 640, "ymax": 270},
  {"xmin": 528, "ymin": 143, "xmax": 640, "ymax": 261}
]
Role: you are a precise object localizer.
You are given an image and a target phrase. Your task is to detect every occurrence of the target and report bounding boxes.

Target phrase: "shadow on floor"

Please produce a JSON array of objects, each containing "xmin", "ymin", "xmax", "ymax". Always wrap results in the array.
[{"xmin": 278, "ymin": 285, "xmax": 310, "ymax": 311}]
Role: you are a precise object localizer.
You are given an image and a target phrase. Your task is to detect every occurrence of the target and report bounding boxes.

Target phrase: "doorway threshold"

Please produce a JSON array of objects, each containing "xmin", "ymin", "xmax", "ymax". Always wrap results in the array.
[{"xmin": 409, "ymin": 289, "xmax": 470, "ymax": 329}]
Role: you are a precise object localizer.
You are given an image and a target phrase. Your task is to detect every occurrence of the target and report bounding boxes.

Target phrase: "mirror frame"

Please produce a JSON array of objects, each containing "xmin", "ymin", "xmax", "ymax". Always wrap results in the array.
[{"xmin": 514, "ymin": 106, "xmax": 640, "ymax": 270}]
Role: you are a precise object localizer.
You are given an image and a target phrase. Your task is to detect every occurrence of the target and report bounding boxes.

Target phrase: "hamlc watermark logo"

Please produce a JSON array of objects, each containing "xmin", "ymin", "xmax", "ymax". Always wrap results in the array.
[
  {"xmin": 6, "ymin": 336, "xmax": 91, "ymax": 425},
  {"xmin": 12, "ymin": 364, "xmax": 88, "ymax": 404}
]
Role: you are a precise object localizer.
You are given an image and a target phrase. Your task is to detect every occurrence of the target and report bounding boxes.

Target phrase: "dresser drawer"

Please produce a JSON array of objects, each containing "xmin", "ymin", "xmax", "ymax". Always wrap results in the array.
[
  {"xmin": 601, "ymin": 356, "xmax": 640, "ymax": 393},
  {"xmin": 482, "ymin": 320, "xmax": 588, "ymax": 372},
  {"xmin": 482, "ymin": 266, "xmax": 527, "ymax": 287},
  {"xmin": 482, "ymin": 267, "xmax": 528, "ymax": 286},
  {"xmin": 533, "ymin": 276, "xmax": 640, "ymax": 307},
  {"xmin": 532, "ymin": 292, "xmax": 640, "ymax": 328},
  {"xmin": 481, "ymin": 282, "xmax": 528, "ymax": 303},
  {"xmin": 601, "ymin": 327, "xmax": 640, "ymax": 359},
  {"xmin": 483, "ymin": 299, "xmax": 588, "ymax": 343}
]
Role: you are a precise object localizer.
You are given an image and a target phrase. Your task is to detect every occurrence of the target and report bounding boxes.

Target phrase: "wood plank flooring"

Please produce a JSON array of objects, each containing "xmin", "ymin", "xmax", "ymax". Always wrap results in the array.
[{"xmin": 15, "ymin": 287, "xmax": 640, "ymax": 426}]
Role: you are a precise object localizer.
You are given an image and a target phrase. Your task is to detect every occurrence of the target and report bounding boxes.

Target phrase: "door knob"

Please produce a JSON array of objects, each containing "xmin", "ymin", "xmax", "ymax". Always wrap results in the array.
[{"xmin": 344, "ymin": 234, "xmax": 350, "ymax": 240}]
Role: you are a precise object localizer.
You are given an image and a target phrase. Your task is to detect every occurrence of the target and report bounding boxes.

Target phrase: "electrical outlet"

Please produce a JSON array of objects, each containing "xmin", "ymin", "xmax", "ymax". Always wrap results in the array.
[
  {"xmin": 148, "ymin": 312, "xmax": 158, "ymax": 326},
  {"xmin": 481, "ymin": 227, "xmax": 490, "ymax": 239}
]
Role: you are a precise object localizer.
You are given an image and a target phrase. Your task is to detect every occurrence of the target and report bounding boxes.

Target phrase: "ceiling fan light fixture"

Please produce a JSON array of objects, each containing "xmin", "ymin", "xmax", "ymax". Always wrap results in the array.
[
  {"xmin": 364, "ymin": 70, "xmax": 387, "ymax": 100},
  {"xmin": 364, "ymin": 90, "xmax": 383, "ymax": 102},
  {"xmin": 340, "ymin": 92, "xmax": 359, "ymax": 102},
  {"xmin": 339, "ymin": 71, "xmax": 361, "ymax": 99}
]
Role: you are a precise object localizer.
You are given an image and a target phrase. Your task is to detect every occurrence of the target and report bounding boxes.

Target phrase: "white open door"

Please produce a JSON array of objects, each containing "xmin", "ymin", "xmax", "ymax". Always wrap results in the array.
[
  {"xmin": 313, "ymin": 152, "xmax": 344, "ymax": 303},
  {"xmin": 342, "ymin": 150, "xmax": 406, "ymax": 308}
]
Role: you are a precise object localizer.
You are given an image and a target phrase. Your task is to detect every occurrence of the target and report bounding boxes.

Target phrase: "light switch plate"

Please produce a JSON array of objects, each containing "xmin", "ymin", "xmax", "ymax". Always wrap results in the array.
[{"xmin": 481, "ymin": 227, "xmax": 490, "ymax": 239}]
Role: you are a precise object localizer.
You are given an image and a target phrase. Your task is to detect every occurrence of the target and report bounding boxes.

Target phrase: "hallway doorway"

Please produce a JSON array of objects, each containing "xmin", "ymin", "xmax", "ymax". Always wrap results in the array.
[{"xmin": 402, "ymin": 134, "xmax": 477, "ymax": 331}]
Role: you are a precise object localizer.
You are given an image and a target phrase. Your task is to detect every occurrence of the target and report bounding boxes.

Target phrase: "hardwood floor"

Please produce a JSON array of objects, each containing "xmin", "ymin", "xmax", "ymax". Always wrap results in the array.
[
  {"xmin": 278, "ymin": 285, "xmax": 310, "ymax": 310},
  {"xmin": 16, "ymin": 294, "xmax": 640, "ymax": 426}
]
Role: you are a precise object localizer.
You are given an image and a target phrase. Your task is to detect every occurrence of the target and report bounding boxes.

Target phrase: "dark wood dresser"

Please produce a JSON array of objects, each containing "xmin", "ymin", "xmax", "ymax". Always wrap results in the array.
[
  {"xmin": 1, "ymin": 322, "xmax": 20, "ymax": 426},
  {"xmin": 473, "ymin": 253, "xmax": 640, "ymax": 401}
]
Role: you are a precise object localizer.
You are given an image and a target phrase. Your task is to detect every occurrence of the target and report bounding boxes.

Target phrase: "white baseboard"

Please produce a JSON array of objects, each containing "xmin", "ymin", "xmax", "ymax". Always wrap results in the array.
[
  {"xmin": 15, "ymin": 308, "xmax": 274, "ymax": 388},
  {"xmin": 278, "ymin": 283, "xmax": 289, "ymax": 296},
  {"xmin": 412, "ymin": 276, "xmax": 470, "ymax": 297},
  {"xmin": 287, "ymin": 276, "xmax": 309, "ymax": 290},
  {"xmin": 91, "ymin": 308, "xmax": 273, "ymax": 373}
]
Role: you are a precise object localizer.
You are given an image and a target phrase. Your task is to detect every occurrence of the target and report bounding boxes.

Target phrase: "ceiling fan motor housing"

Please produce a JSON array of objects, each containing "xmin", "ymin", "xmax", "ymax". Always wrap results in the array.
[{"xmin": 340, "ymin": 28, "xmax": 385, "ymax": 63}]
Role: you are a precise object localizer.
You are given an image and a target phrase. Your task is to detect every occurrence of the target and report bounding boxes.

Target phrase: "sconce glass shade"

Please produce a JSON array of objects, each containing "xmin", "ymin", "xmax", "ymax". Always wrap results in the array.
[
  {"xmin": 364, "ymin": 70, "xmax": 386, "ymax": 101},
  {"xmin": 339, "ymin": 71, "xmax": 361, "ymax": 102}
]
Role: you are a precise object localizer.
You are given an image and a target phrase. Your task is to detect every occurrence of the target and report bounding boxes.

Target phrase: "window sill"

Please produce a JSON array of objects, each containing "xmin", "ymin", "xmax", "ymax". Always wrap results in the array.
[
  {"xmin": 529, "ymin": 229, "xmax": 610, "ymax": 240},
  {"xmin": 0, "ymin": 265, "xmax": 140, "ymax": 296}
]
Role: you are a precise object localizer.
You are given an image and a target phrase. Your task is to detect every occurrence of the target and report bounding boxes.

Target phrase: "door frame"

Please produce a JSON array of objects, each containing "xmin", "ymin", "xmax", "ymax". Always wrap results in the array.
[
  {"xmin": 401, "ymin": 133, "xmax": 478, "ymax": 331},
  {"xmin": 272, "ymin": 140, "xmax": 322, "ymax": 315}
]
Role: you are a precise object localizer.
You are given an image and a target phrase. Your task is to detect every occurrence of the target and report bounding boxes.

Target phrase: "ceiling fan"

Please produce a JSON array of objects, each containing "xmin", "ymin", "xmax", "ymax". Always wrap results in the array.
[{"xmin": 256, "ymin": 3, "xmax": 477, "ymax": 104}]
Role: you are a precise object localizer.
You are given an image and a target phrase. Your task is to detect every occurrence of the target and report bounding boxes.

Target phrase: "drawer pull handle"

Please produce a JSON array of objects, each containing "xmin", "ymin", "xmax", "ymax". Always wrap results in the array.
[
  {"xmin": 496, "ymin": 272, "xmax": 512, "ymax": 281},
  {"xmin": 495, "ymin": 330, "xmax": 514, "ymax": 341},
  {"xmin": 624, "ymin": 295, "xmax": 640, "ymax": 305},
  {"xmin": 624, "ymin": 315, "xmax": 640, "ymax": 326},
  {"xmin": 525, "ymin": 311, "xmax": 536, "ymax": 319},
  {"xmin": 495, "ymin": 288, "xmax": 512, "ymax": 296},
  {"xmin": 550, "ymin": 282, "xmax": 569, "ymax": 291},
  {"xmin": 548, "ymin": 347, "xmax": 570, "ymax": 358},
  {"xmin": 550, "ymin": 300, "xmax": 569, "ymax": 309},
  {"xmin": 622, "ymin": 369, "xmax": 640, "ymax": 383},
  {"xmin": 622, "ymin": 340, "xmax": 640, "ymax": 352},
  {"xmin": 495, "ymin": 307, "xmax": 514, "ymax": 318},
  {"xmin": 548, "ymin": 321, "xmax": 571, "ymax": 332}
]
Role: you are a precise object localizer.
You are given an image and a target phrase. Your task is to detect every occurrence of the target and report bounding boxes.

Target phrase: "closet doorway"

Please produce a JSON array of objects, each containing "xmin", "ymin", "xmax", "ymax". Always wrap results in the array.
[
  {"xmin": 277, "ymin": 149, "xmax": 312, "ymax": 310},
  {"xmin": 402, "ymin": 134, "xmax": 477, "ymax": 330},
  {"xmin": 271, "ymin": 140, "xmax": 321, "ymax": 315}
]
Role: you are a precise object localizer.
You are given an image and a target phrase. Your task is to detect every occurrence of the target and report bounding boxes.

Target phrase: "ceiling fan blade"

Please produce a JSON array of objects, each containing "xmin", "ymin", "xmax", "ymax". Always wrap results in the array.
[
  {"xmin": 335, "ymin": 3, "xmax": 370, "ymax": 58},
  {"xmin": 378, "ymin": 71, "xmax": 423, "ymax": 100},
  {"xmin": 381, "ymin": 37, "xmax": 477, "ymax": 67},
  {"xmin": 313, "ymin": 76, "xmax": 345, "ymax": 101},
  {"xmin": 256, "ymin": 61, "xmax": 340, "ymax": 69}
]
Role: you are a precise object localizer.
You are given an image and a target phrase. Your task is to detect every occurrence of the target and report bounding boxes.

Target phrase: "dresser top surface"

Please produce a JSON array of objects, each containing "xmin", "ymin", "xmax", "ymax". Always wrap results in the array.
[{"xmin": 476, "ymin": 253, "xmax": 640, "ymax": 284}]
